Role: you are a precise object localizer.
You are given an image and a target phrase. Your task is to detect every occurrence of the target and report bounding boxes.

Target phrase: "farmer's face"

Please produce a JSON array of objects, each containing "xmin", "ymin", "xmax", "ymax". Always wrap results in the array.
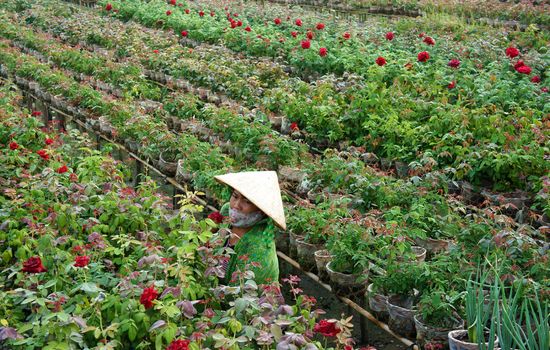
[{"xmin": 230, "ymin": 190, "xmax": 259, "ymax": 214}]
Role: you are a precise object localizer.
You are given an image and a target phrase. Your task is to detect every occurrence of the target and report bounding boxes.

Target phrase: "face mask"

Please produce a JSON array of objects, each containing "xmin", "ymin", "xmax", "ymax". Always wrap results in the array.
[{"xmin": 229, "ymin": 208, "xmax": 266, "ymax": 228}]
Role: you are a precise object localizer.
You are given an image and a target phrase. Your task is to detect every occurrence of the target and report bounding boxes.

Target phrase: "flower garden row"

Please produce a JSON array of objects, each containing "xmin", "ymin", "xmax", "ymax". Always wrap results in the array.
[
  {"xmin": 1, "ymin": 19, "xmax": 548, "ymax": 347},
  {"xmin": 10, "ymin": 0, "xmax": 549, "ymax": 200},
  {"xmin": 0, "ymin": 80, "xmax": 369, "ymax": 349},
  {"xmin": 80, "ymin": 2, "xmax": 546, "ymax": 188},
  {"xmin": 259, "ymin": 0, "xmax": 550, "ymax": 27}
]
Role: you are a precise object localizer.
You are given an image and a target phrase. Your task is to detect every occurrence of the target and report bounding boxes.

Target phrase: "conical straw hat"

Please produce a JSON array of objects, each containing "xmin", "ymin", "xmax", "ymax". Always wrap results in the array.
[{"xmin": 215, "ymin": 171, "xmax": 286, "ymax": 230}]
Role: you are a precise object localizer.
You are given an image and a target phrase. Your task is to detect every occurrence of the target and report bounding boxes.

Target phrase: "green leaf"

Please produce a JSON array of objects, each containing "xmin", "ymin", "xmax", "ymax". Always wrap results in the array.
[{"xmin": 80, "ymin": 282, "xmax": 102, "ymax": 294}]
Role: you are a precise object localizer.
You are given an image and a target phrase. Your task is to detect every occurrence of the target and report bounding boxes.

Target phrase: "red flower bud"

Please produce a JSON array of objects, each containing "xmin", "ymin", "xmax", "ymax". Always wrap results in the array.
[
  {"xmin": 181, "ymin": 30, "xmax": 188, "ymax": 37},
  {"xmin": 105, "ymin": 3, "xmax": 112, "ymax": 11},
  {"xmin": 9, "ymin": 141, "xmax": 18, "ymax": 150},
  {"xmin": 295, "ymin": 19, "xmax": 302, "ymax": 26},
  {"xmin": 316, "ymin": 22, "xmax": 325, "ymax": 30},
  {"xmin": 417, "ymin": 51, "xmax": 430, "ymax": 62},
  {"xmin": 505, "ymin": 47, "xmax": 519, "ymax": 58},
  {"xmin": 319, "ymin": 47, "xmax": 327, "ymax": 57},
  {"xmin": 385, "ymin": 32, "xmax": 394, "ymax": 40},
  {"xmin": 343, "ymin": 32, "xmax": 351, "ymax": 40},
  {"xmin": 301, "ymin": 40, "xmax": 311, "ymax": 49},
  {"xmin": 56, "ymin": 165, "xmax": 68, "ymax": 174},
  {"xmin": 448, "ymin": 59, "xmax": 460, "ymax": 68},
  {"xmin": 45, "ymin": 138, "xmax": 54, "ymax": 145},
  {"xmin": 244, "ymin": 26, "xmax": 251, "ymax": 32},
  {"xmin": 274, "ymin": 18, "xmax": 282, "ymax": 25},
  {"xmin": 166, "ymin": 10, "xmax": 172, "ymax": 16},
  {"xmin": 74, "ymin": 255, "xmax": 90, "ymax": 267}
]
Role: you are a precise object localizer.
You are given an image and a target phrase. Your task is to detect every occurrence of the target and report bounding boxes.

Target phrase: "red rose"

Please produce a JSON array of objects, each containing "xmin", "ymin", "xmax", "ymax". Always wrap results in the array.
[
  {"xmin": 31, "ymin": 111, "xmax": 42, "ymax": 117},
  {"xmin": 531, "ymin": 76, "xmax": 540, "ymax": 83},
  {"xmin": 343, "ymin": 32, "xmax": 351, "ymax": 40},
  {"xmin": 423, "ymin": 36, "xmax": 435, "ymax": 46},
  {"xmin": 542, "ymin": 87, "xmax": 549, "ymax": 93},
  {"xmin": 166, "ymin": 10, "xmax": 172, "ymax": 16},
  {"xmin": 170, "ymin": 0, "xmax": 176, "ymax": 5},
  {"xmin": 319, "ymin": 47, "xmax": 328, "ymax": 57},
  {"xmin": 295, "ymin": 19, "xmax": 302, "ymax": 26},
  {"xmin": 56, "ymin": 165, "xmax": 68, "ymax": 174},
  {"xmin": 513, "ymin": 60, "xmax": 525, "ymax": 70},
  {"xmin": 105, "ymin": 3, "xmax": 112, "ymax": 11},
  {"xmin": 167, "ymin": 339, "xmax": 191, "ymax": 350},
  {"xmin": 237, "ymin": 20, "xmax": 242, "ymax": 27},
  {"xmin": 516, "ymin": 65, "xmax": 532, "ymax": 75},
  {"xmin": 301, "ymin": 40, "xmax": 311, "ymax": 49},
  {"xmin": 153, "ymin": 49, "xmax": 159, "ymax": 54},
  {"xmin": 313, "ymin": 319, "xmax": 340, "ymax": 337},
  {"xmin": 290, "ymin": 122, "xmax": 299, "ymax": 131},
  {"xmin": 140, "ymin": 286, "xmax": 159, "ymax": 309},
  {"xmin": 9, "ymin": 141, "xmax": 18, "ymax": 150},
  {"xmin": 306, "ymin": 31, "xmax": 314, "ymax": 40},
  {"xmin": 291, "ymin": 31, "xmax": 298, "ymax": 38},
  {"xmin": 22, "ymin": 256, "xmax": 47, "ymax": 273},
  {"xmin": 181, "ymin": 31, "xmax": 188, "ymax": 37},
  {"xmin": 417, "ymin": 51, "xmax": 430, "ymax": 62},
  {"xmin": 74, "ymin": 255, "xmax": 90, "ymax": 267},
  {"xmin": 37, "ymin": 149, "xmax": 49, "ymax": 160},
  {"xmin": 210, "ymin": 11, "xmax": 215, "ymax": 17},
  {"xmin": 274, "ymin": 18, "xmax": 281, "ymax": 25},
  {"xmin": 244, "ymin": 26, "xmax": 251, "ymax": 32},
  {"xmin": 199, "ymin": 11, "xmax": 204, "ymax": 17},
  {"xmin": 344, "ymin": 346, "xmax": 353, "ymax": 350},
  {"xmin": 316, "ymin": 22, "xmax": 325, "ymax": 30},
  {"xmin": 207, "ymin": 211, "xmax": 224, "ymax": 224},
  {"xmin": 447, "ymin": 81, "xmax": 456, "ymax": 89},
  {"xmin": 45, "ymin": 138, "xmax": 54, "ymax": 145},
  {"xmin": 505, "ymin": 47, "xmax": 519, "ymax": 58},
  {"xmin": 230, "ymin": 20, "xmax": 237, "ymax": 29},
  {"xmin": 419, "ymin": 32, "xmax": 425, "ymax": 38},
  {"xmin": 448, "ymin": 59, "xmax": 460, "ymax": 68},
  {"xmin": 375, "ymin": 56, "xmax": 386, "ymax": 66},
  {"xmin": 385, "ymin": 32, "xmax": 394, "ymax": 40},
  {"xmin": 185, "ymin": 9, "xmax": 190, "ymax": 14}
]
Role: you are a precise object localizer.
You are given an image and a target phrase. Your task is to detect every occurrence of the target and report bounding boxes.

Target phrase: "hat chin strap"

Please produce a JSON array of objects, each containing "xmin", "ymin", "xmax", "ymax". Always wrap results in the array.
[{"xmin": 229, "ymin": 208, "xmax": 266, "ymax": 228}]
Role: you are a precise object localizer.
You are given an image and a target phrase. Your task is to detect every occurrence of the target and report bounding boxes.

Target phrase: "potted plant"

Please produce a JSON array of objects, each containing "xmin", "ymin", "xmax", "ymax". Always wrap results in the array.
[
  {"xmin": 414, "ymin": 290, "xmax": 465, "ymax": 348},
  {"xmin": 325, "ymin": 224, "xmax": 371, "ymax": 296},
  {"xmin": 371, "ymin": 262, "xmax": 427, "ymax": 337}
]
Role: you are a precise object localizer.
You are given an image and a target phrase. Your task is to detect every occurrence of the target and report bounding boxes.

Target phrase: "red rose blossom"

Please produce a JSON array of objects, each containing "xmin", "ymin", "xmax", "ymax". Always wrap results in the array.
[
  {"xmin": 166, "ymin": 10, "xmax": 172, "ymax": 15},
  {"xmin": 513, "ymin": 60, "xmax": 525, "ymax": 70},
  {"xmin": 316, "ymin": 23, "xmax": 325, "ymax": 30},
  {"xmin": 505, "ymin": 47, "xmax": 519, "ymax": 58},
  {"xmin": 516, "ymin": 65, "xmax": 532, "ymax": 75},
  {"xmin": 531, "ymin": 76, "xmax": 540, "ymax": 83},
  {"xmin": 153, "ymin": 49, "xmax": 159, "ymax": 54},
  {"xmin": 295, "ymin": 19, "xmax": 302, "ymax": 26},
  {"xmin": 207, "ymin": 211, "xmax": 224, "ymax": 224},
  {"xmin": 291, "ymin": 31, "xmax": 298, "ymax": 38},
  {"xmin": 448, "ymin": 81, "xmax": 456, "ymax": 89},
  {"xmin": 74, "ymin": 255, "xmax": 90, "ymax": 267},
  {"xmin": 56, "ymin": 165, "xmax": 68, "ymax": 174},
  {"xmin": 343, "ymin": 32, "xmax": 351, "ymax": 40},
  {"xmin": 199, "ymin": 11, "xmax": 204, "ymax": 17},
  {"xmin": 170, "ymin": 0, "xmax": 176, "ymax": 5},
  {"xmin": 9, "ymin": 141, "xmax": 19, "ymax": 150},
  {"xmin": 274, "ymin": 18, "xmax": 281, "ymax": 25},
  {"xmin": 140, "ymin": 286, "xmax": 159, "ymax": 309},
  {"xmin": 319, "ymin": 47, "xmax": 328, "ymax": 57},
  {"xmin": 417, "ymin": 51, "xmax": 430, "ymax": 62},
  {"xmin": 237, "ymin": 20, "xmax": 242, "ymax": 27},
  {"xmin": 306, "ymin": 31, "xmax": 314, "ymax": 40},
  {"xmin": 314, "ymin": 319, "xmax": 340, "ymax": 337},
  {"xmin": 245, "ymin": 26, "xmax": 251, "ymax": 32},
  {"xmin": 542, "ymin": 87, "xmax": 548, "ymax": 93},
  {"xmin": 45, "ymin": 138, "xmax": 54, "ymax": 145},
  {"xmin": 385, "ymin": 32, "xmax": 394, "ymax": 40},
  {"xmin": 448, "ymin": 59, "xmax": 460, "ymax": 68},
  {"xmin": 301, "ymin": 40, "xmax": 311, "ymax": 49},
  {"xmin": 105, "ymin": 3, "xmax": 112, "ymax": 11},
  {"xmin": 37, "ymin": 149, "xmax": 49, "ymax": 160},
  {"xmin": 375, "ymin": 56, "xmax": 386, "ymax": 66},
  {"xmin": 423, "ymin": 36, "xmax": 435, "ymax": 46},
  {"xmin": 185, "ymin": 9, "xmax": 190, "ymax": 14},
  {"xmin": 290, "ymin": 122, "xmax": 299, "ymax": 131},
  {"xmin": 181, "ymin": 31, "xmax": 188, "ymax": 37},
  {"xmin": 22, "ymin": 256, "xmax": 47, "ymax": 273},
  {"xmin": 167, "ymin": 339, "xmax": 191, "ymax": 350},
  {"xmin": 210, "ymin": 11, "xmax": 215, "ymax": 17},
  {"xmin": 31, "ymin": 111, "xmax": 42, "ymax": 117}
]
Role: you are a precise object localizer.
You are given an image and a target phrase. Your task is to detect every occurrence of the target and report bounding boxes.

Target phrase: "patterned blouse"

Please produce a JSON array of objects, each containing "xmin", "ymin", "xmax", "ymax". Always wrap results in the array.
[{"xmin": 220, "ymin": 203, "xmax": 279, "ymax": 285}]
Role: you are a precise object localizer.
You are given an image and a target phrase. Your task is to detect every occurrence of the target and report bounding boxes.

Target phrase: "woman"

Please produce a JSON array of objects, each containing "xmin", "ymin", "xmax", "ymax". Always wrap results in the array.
[{"xmin": 214, "ymin": 171, "xmax": 286, "ymax": 285}]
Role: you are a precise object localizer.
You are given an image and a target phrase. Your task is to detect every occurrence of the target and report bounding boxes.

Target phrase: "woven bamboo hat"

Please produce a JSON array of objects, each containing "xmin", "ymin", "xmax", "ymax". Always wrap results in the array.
[{"xmin": 214, "ymin": 171, "xmax": 286, "ymax": 230}]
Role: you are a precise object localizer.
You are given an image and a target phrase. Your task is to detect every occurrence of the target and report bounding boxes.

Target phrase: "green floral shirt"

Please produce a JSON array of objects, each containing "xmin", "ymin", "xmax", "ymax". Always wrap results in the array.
[{"xmin": 220, "ymin": 203, "xmax": 279, "ymax": 285}]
